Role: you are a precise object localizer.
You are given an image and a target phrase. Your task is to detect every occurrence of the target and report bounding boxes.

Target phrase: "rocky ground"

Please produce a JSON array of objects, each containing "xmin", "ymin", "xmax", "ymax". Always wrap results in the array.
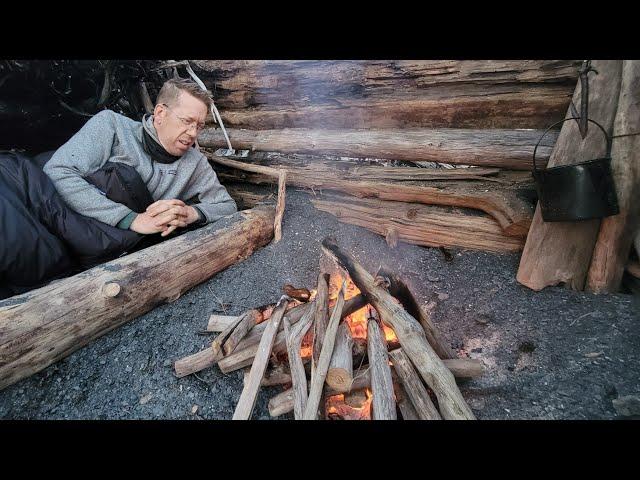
[{"xmin": 1, "ymin": 186, "xmax": 639, "ymax": 420}]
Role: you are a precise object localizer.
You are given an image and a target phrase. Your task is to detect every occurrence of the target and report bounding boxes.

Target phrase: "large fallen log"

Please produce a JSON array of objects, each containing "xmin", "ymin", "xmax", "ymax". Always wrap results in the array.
[
  {"xmin": 208, "ymin": 155, "xmax": 534, "ymax": 237},
  {"xmin": 321, "ymin": 238, "xmax": 475, "ymax": 420},
  {"xmin": 312, "ymin": 195, "xmax": 525, "ymax": 253},
  {"xmin": 191, "ymin": 60, "xmax": 580, "ymax": 130},
  {"xmin": 517, "ymin": 60, "xmax": 624, "ymax": 291},
  {"xmin": 0, "ymin": 206, "xmax": 275, "ymax": 391},
  {"xmin": 199, "ymin": 128, "xmax": 558, "ymax": 170},
  {"xmin": 586, "ymin": 60, "xmax": 640, "ymax": 293}
]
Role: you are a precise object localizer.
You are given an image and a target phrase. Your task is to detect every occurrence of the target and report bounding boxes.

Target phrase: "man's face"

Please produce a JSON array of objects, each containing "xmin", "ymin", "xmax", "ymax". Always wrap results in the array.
[{"xmin": 154, "ymin": 91, "xmax": 208, "ymax": 156}]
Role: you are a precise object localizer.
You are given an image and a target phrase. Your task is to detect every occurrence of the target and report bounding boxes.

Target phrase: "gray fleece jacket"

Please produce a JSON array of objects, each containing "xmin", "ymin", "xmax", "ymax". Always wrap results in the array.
[{"xmin": 44, "ymin": 109, "xmax": 237, "ymax": 228}]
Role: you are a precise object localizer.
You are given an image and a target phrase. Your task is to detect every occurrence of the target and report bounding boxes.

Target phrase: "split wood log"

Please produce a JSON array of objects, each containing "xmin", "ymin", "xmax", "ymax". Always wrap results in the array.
[
  {"xmin": 233, "ymin": 297, "xmax": 289, "ymax": 420},
  {"xmin": 174, "ymin": 348, "xmax": 218, "ymax": 379},
  {"xmin": 200, "ymin": 127, "xmax": 559, "ymax": 170},
  {"xmin": 284, "ymin": 304, "xmax": 315, "ymax": 419},
  {"xmin": 273, "ymin": 169, "xmax": 287, "ymax": 242},
  {"xmin": 312, "ymin": 195, "xmax": 525, "ymax": 253},
  {"xmin": 367, "ymin": 310, "xmax": 397, "ymax": 420},
  {"xmin": 312, "ymin": 272, "xmax": 330, "ymax": 374},
  {"xmin": 378, "ymin": 268, "xmax": 456, "ymax": 359},
  {"xmin": 0, "ymin": 206, "xmax": 275, "ymax": 391},
  {"xmin": 243, "ymin": 367, "xmax": 292, "ymax": 387},
  {"xmin": 191, "ymin": 60, "xmax": 580, "ymax": 130},
  {"xmin": 389, "ymin": 348, "xmax": 441, "ymax": 420},
  {"xmin": 211, "ymin": 309, "xmax": 261, "ymax": 361},
  {"xmin": 326, "ymin": 322, "xmax": 353, "ymax": 393},
  {"xmin": 517, "ymin": 60, "xmax": 624, "ymax": 291},
  {"xmin": 586, "ymin": 60, "xmax": 640, "ymax": 293},
  {"xmin": 395, "ymin": 383, "xmax": 420, "ymax": 420},
  {"xmin": 303, "ymin": 281, "xmax": 347, "ymax": 420},
  {"xmin": 321, "ymin": 238, "xmax": 475, "ymax": 419},
  {"xmin": 208, "ymin": 155, "xmax": 533, "ymax": 237},
  {"xmin": 218, "ymin": 294, "xmax": 367, "ymax": 373}
]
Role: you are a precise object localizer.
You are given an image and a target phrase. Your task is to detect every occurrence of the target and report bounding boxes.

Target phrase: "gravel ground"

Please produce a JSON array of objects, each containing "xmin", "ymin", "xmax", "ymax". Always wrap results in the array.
[{"xmin": 1, "ymin": 186, "xmax": 639, "ymax": 420}]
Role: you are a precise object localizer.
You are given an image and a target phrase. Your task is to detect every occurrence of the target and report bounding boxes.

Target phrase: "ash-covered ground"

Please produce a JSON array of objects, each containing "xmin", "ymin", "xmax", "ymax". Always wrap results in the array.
[{"xmin": 1, "ymin": 186, "xmax": 639, "ymax": 420}]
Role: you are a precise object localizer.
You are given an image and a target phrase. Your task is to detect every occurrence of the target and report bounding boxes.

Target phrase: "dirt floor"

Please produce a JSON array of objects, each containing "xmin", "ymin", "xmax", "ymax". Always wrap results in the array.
[{"xmin": 1, "ymin": 185, "xmax": 639, "ymax": 420}]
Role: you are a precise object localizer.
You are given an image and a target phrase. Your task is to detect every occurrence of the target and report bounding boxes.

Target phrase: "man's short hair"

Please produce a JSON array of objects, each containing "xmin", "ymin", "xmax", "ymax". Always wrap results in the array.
[{"xmin": 156, "ymin": 78, "xmax": 212, "ymax": 109}]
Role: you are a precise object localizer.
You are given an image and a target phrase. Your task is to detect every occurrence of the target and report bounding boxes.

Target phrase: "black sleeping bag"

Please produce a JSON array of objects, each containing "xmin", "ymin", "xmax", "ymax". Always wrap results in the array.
[{"xmin": 0, "ymin": 150, "xmax": 158, "ymax": 299}]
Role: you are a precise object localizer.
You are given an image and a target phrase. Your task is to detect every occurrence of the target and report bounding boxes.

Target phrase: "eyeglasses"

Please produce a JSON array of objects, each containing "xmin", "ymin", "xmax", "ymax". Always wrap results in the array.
[{"xmin": 161, "ymin": 104, "xmax": 206, "ymax": 133}]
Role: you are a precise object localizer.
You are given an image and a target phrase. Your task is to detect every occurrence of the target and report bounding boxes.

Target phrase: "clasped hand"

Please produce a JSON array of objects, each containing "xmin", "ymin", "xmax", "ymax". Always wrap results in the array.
[{"xmin": 130, "ymin": 199, "xmax": 200, "ymax": 237}]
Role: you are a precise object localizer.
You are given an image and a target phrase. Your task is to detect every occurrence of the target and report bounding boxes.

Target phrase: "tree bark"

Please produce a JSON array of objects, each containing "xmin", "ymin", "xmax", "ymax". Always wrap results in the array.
[
  {"xmin": 0, "ymin": 206, "xmax": 275, "ymax": 391},
  {"xmin": 208, "ymin": 155, "xmax": 533, "ymax": 237},
  {"xmin": 312, "ymin": 195, "xmax": 525, "ymax": 253},
  {"xmin": 321, "ymin": 238, "xmax": 475, "ymax": 420},
  {"xmin": 389, "ymin": 348, "xmax": 441, "ymax": 420},
  {"xmin": 326, "ymin": 322, "xmax": 353, "ymax": 393},
  {"xmin": 199, "ymin": 127, "xmax": 558, "ymax": 170},
  {"xmin": 586, "ymin": 60, "xmax": 640, "ymax": 293},
  {"xmin": 233, "ymin": 297, "xmax": 289, "ymax": 420},
  {"xmin": 517, "ymin": 60, "xmax": 624, "ymax": 291},
  {"xmin": 367, "ymin": 311, "xmax": 397, "ymax": 420}
]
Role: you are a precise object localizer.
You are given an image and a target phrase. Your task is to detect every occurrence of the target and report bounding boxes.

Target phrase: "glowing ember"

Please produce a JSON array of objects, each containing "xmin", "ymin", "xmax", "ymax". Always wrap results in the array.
[{"xmin": 325, "ymin": 389, "xmax": 373, "ymax": 420}]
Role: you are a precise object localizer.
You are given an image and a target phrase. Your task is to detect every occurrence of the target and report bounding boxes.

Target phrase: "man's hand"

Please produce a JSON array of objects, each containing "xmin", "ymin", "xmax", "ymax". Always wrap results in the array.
[{"xmin": 132, "ymin": 199, "xmax": 200, "ymax": 237}]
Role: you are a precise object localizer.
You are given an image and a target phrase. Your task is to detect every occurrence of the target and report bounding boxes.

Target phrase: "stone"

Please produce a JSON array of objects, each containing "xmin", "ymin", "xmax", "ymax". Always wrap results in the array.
[
  {"xmin": 612, "ymin": 395, "xmax": 640, "ymax": 417},
  {"xmin": 139, "ymin": 393, "xmax": 153, "ymax": 405}
]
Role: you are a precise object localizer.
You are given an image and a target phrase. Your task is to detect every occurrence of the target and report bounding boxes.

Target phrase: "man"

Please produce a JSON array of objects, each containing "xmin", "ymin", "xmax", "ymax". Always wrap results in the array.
[{"xmin": 44, "ymin": 78, "xmax": 237, "ymax": 238}]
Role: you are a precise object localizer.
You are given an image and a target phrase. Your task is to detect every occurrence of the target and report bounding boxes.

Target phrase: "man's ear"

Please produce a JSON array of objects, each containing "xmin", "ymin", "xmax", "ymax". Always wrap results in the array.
[{"xmin": 153, "ymin": 103, "xmax": 166, "ymax": 121}]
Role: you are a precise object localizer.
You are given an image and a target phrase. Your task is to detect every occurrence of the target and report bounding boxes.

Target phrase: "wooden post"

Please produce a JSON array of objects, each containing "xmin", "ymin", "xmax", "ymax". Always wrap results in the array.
[
  {"xmin": 586, "ymin": 60, "xmax": 640, "ymax": 293},
  {"xmin": 517, "ymin": 61, "xmax": 624, "ymax": 291},
  {"xmin": 0, "ymin": 206, "xmax": 275, "ymax": 391},
  {"xmin": 233, "ymin": 297, "xmax": 289, "ymax": 420},
  {"xmin": 321, "ymin": 238, "xmax": 475, "ymax": 420}
]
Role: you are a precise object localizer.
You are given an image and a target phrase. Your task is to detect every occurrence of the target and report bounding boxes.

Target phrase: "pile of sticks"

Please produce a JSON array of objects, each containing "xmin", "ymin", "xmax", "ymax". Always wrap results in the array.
[{"xmin": 174, "ymin": 238, "xmax": 481, "ymax": 420}]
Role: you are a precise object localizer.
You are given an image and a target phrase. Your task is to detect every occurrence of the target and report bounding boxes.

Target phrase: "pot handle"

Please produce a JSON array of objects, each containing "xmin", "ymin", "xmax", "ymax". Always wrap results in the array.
[{"xmin": 533, "ymin": 117, "xmax": 612, "ymax": 173}]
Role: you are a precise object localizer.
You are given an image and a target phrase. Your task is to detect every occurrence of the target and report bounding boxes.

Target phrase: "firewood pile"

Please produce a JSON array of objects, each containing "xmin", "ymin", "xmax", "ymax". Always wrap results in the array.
[{"xmin": 174, "ymin": 238, "xmax": 482, "ymax": 420}]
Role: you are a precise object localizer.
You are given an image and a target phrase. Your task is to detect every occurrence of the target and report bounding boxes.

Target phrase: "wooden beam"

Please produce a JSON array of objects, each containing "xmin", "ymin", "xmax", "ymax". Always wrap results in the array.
[
  {"xmin": 199, "ymin": 127, "xmax": 558, "ymax": 170},
  {"xmin": 586, "ymin": 60, "xmax": 640, "ymax": 293},
  {"xmin": 208, "ymin": 155, "xmax": 533, "ymax": 237},
  {"xmin": 517, "ymin": 60, "xmax": 624, "ymax": 291},
  {"xmin": 0, "ymin": 206, "xmax": 275, "ymax": 391}
]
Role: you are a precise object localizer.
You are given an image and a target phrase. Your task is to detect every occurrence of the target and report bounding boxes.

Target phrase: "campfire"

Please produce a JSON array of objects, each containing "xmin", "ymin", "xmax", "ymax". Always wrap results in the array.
[{"xmin": 174, "ymin": 238, "xmax": 483, "ymax": 420}]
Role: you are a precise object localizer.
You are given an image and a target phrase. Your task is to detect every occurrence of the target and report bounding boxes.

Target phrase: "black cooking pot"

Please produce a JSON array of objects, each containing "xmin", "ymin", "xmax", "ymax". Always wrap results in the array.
[{"xmin": 533, "ymin": 117, "xmax": 619, "ymax": 222}]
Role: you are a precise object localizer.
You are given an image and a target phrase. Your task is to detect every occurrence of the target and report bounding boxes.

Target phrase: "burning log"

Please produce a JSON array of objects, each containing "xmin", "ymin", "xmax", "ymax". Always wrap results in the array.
[
  {"xmin": 208, "ymin": 155, "xmax": 533, "ymax": 237},
  {"xmin": 274, "ymin": 169, "xmax": 287, "ymax": 242},
  {"xmin": 199, "ymin": 127, "xmax": 558, "ymax": 170},
  {"xmin": 218, "ymin": 294, "xmax": 367, "ymax": 374},
  {"xmin": 367, "ymin": 309, "xmax": 397, "ymax": 420},
  {"xmin": 268, "ymin": 358, "xmax": 482, "ymax": 417},
  {"xmin": 233, "ymin": 296, "xmax": 289, "ymax": 420},
  {"xmin": 312, "ymin": 273, "xmax": 331, "ymax": 375},
  {"xmin": 378, "ymin": 268, "xmax": 456, "ymax": 360},
  {"xmin": 211, "ymin": 309, "xmax": 261, "ymax": 361},
  {"xmin": 283, "ymin": 284, "xmax": 311, "ymax": 302},
  {"xmin": 321, "ymin": 238, "xmax": 476, "ymax": 419},
  {"xmin": 303, "ymin": 281, "xmax": 347, "ymax": 420},
  {"xmin": 326, "ymin": 323, "xmax": 354, "ymax": 393},
  {"xmin": 284, "ymin": 304, "xmax": 315, "ymax": 419},
  {"xmin": 312, "ymin": 195, "xmax": 525, "ymax": 253},
  {"xmin": 586, "ymin": 60, "xmax": 640, "ymax": 293},
  {"xmin": 389, "ymin": 348, "xmax": 441, "ymax": 420},
  {"xmin": 0, "ymin": 205, "xmax": 275, "ymax": 391},
  {"xmin": 517, "ymin": 60, "xmax": 623, "ymax": 291}
]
